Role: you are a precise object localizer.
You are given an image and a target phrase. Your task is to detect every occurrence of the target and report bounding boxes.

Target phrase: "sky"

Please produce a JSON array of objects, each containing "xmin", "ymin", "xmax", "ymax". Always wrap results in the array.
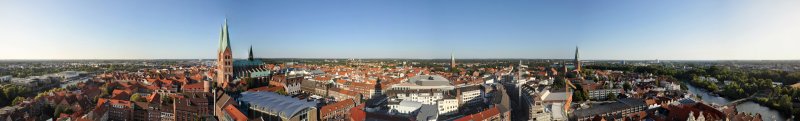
[{"xmin": 1, "ymin": 0, "xmax": 799, "ymax": 60}]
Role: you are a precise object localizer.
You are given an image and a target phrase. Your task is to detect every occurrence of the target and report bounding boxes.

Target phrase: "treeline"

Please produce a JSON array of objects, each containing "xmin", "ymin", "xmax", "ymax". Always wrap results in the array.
[
  {"xmin": 585, "ymin": 64, "xmax": 678, "ymax": 77},
  {"xmin": 586, "ymin": 64, "xmax": 800, "ymax": 85},
  {"xmin": 0, "ymin": 64, "xmax": 149, "ymax": 78},
  {"xmin": 588, "ymin": 64, "xmax": 800, "ymax": 118},
  {"xmin": 0, "ymin": 84, "xmax": 32, "ymax": 107}
]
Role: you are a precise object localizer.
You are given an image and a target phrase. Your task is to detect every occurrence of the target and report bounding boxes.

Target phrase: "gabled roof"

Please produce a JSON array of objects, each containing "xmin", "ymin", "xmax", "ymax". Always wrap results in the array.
[
  {"xmin": 223, "ymin": 104, "xmax": 248, "ymax": 121},
  {"xmin": 455, "ymin": 106, "xmax": 501, "ymax": 121},
  {"xmin": 319, "ymin": 99, "xmax": 356, "ymax": 118}
]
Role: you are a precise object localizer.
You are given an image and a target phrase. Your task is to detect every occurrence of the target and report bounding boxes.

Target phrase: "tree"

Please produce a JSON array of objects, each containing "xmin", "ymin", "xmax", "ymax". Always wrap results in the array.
[
  {"xmin": 276, "ymin": 89, "xmax": 288, "ymax": 95},
  {"xmin": 572, "ymin": 90, "xmax": 585, "ymax": 101},
  {"xmin": 130, "ymin": 93, "xmax": 145, "ymax": 102},
  {"xmin": 623, "ymin": 82, "xmax": 632, "ymax": 92},
  {"xmin": 11, "ymin": 97, "xmax": 24, "ymax": 105},
  {"xmin": 160, "ymin": 95, "xmax": 173, "ymax": 104},
  {"xmin": 53, "ymin": 105, "xmax": 73, "ymax": 117},
  {"xmin": 606, "ymin": 92, "xmax": 618, "ymax": 101}
]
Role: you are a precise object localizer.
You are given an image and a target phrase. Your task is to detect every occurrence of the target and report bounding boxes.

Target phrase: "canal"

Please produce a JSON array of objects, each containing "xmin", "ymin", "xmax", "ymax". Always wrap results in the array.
[{"xmin": 685, "ymin": 83, "xmax": 787, "ymax": 121}]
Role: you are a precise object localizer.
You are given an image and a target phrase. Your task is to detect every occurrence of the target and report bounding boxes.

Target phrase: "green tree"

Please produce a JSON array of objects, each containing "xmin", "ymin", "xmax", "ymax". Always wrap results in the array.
[
  {"xmin": 160, "ymin": 95, "xmax": 173, "ymax": 104},
  {"xmin": 53, "ymin": 105, "xmax": 73, "ymax": 117},
  {"xmin": 606, "ymin": 92, "xmax": 618, "ymax": 101},
  {"xmin": 11, "ymin": 97, "xmax": 25, "ymax": 105},
  {"xmin": 623, "ymin": 82, "xmax": 632, "ymax": 92},
  {"xmin": 130, "ymin": 93, "xmax": 145, "ymax": 102},
  {"xmin": 572, "ymin": 90, "xmax": 585, "ymax": 101}
]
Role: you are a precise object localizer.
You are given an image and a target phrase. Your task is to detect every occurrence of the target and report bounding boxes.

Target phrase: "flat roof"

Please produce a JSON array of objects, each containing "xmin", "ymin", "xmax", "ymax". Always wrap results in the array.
[
  {"xmin": 408, "ymin": 75, "xmax": 452, "ymax": 86},
  {"xmin": 551, "ymin": 103, "xmax": 566, "ymax": 120},
  {"xmin": 543, "ymin": 92, "xmax": 570, "ymax": 101}
]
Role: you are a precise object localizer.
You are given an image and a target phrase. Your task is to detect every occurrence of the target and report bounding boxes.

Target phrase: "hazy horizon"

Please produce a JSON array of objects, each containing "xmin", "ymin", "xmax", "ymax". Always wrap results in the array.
[{"xmin": 2, "ymin": 0, "xmax": 799, "ymax": 60}]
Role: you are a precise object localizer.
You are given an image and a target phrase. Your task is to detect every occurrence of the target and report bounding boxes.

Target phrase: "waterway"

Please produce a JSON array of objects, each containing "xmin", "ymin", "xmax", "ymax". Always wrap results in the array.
[{"xmin": 685, "ymin": 83, "xmax": 787, "ymax": 121}]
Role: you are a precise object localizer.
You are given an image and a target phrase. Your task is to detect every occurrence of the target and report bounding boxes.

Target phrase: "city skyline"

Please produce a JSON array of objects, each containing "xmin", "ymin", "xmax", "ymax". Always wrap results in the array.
[{"xmin": 2, "ymin": 0, "xmax": 800, "ymax": 60}]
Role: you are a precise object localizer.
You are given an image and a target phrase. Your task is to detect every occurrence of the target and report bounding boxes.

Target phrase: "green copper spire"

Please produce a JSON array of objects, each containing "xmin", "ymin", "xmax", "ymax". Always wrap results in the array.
[{"xmin": 219, "ymin": 19, "xmax": 231, "ymax": 52}]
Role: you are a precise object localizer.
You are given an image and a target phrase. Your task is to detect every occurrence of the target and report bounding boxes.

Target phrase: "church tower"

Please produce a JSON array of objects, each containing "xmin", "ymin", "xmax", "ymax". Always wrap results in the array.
[
  {"xmin": 216, "ymin": 19, "xmax": 233, "ymax": 87},
  {"xmin": 372, "ymin": 78, "xmax": 383, "ymax": 98},
  {"xmin": 248, "ymin": 45, "xmax": 254, "ymax": 61},
  {"xmin": 574, "ymin": 46, "xmax": 581, "ymax": 72},
  {"xmin": 450, "ymin": 52, "xmax": 456, "ymax": 69}
]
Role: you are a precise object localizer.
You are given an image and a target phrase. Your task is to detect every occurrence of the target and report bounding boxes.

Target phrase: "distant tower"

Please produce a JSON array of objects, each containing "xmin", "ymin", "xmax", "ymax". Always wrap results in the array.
[
  {"xmin": 203, "ymin": 80, "xmax": 211, "ymax": 92},
  {"xmin": 248, "ymin": 45, "xmax": 254, "ymax": 61},
  {"xmin": 372, "ymin": 79, "xmax": 383, "ymax": 98},
  {"xmin": 562, "ymin": 62, "xmax": 569, "ymax": 75},
  {"xmin": 450, "ymin": 52, "xmax": 456, "ymax": 69},
  {"xmin": 216, "ymin": 19, "xmax": 233, "ymax": 87},
  {"xmin": 574, "ymin": 46, "xmax": 581, "ymax": 72},
  {"xmin": 516, "ymin": 60, "xmax": 523, "ymax": 81}
]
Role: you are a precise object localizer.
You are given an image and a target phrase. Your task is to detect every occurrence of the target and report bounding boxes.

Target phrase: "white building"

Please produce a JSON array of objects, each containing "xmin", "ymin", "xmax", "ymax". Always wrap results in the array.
[
  {"xmin": 394, "ymin": 90, "xmax": 444, "ymax": 105},
  {"xmin": 391, "ymin": 75, "xmax": 455, "ymax": 91},
  {"xmin": 388, "ymin": 99, "xmax": 423, "ymax": 115},
  {"xmin": 388, "ymin": 75, "xmax": 455, "ymax": 105},
  {"xmin": 0, "ymin": 75, "xmax": 11, "ymax": 82},
  {"xmin": 437, "ymin": 98, "xmax": 458, "ymax": 115},
  {"xmin": 588, "ymin": 88, "xmax": 622, "ymax": 100},
  {"xmin": 458, "ymin": 85, "xmax": 483, "ymax": 105}
]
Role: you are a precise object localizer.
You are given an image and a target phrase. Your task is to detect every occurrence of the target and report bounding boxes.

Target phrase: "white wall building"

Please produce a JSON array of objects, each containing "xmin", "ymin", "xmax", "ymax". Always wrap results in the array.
[
  {"xmin": 437, "ymin": 99, "xmax": 458, "ymax": 115},
  {"xmin": 458, "ymin": 85, "xmax": 482, "ymax": 105},
  {"xmin": 388, "ymin": 100, "xmax": 423, "ymax": 115}
]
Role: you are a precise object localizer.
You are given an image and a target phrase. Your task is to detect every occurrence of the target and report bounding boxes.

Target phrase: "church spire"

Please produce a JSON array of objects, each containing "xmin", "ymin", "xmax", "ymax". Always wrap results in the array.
[
  {"xmin": 450, "ymin": 52, "xmax": 456, "ymax": 69},
  {"xmin": 575, "ymin": 46, "xmax": 579, "ymax": 62},
  {"xmin": 574, "ymin": 46, "xmax": 582, "ymax": 74},
  {"xmin": 248, "ymin": 45, "xmax": 254, "ymax": 61},
  {"xmin": 219, "ymin": 19, "xmax": 231, "ymax": 52}
]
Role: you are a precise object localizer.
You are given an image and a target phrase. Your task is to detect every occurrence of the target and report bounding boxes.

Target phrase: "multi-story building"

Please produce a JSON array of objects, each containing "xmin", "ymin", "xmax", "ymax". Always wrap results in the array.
[
  {"xmin": 220, "ymin": 104, "xmax": 248, "ymax": 121},
  {"xmin": 389, "ymin": 89, "xmax": 445, "ymax": 105},
  {"xmin": 437, "ymin": 98, "xmax": 458, "ymax": 115},
  {"xmin": 269, "ymin": 74, "xmax": 303, "ymax": 95},
  {"xmin": 457, "ymin": 84, "xmax": 483, "ymax": 105},
  {"xmin": 132, "ymin": 102, "xmax": 171, "ymax": 121},
  {"xmin": 571, "ymin": 98, "xmax": 647, "ymax": 121},
  {"xmin": 319, "ymin": 99, "xmax": 355, "ymax": 121},
  {"xmin": 159, "ymin": 105, "xmax": 174, "ymax": 121},
  {"xmin": 97, "ymin": 98, "xmax": 133, "ymax": 121},
  {"xmin": 173, "ymin": 92, "xmax": 212, "ymax": 121},
  {"xmin": 587, "ymin": 88, "xmax": 622, "ymax": 100},
  {"xmin": 454, "ymin": 106, "xmax": 503, "ymax": 121}
]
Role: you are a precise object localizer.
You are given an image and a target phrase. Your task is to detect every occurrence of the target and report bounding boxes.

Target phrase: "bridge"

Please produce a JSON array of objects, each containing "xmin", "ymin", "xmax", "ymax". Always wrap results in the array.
[{"xmin": 726, "ymin": 90, "xmax": 768, "ymax": 106}]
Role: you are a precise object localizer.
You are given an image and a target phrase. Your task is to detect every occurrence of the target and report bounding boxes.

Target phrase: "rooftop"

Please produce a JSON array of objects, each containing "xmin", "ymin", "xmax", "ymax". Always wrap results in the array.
[
  {"xmin": 238, "ymin": 91, "xmax": 318, "ymax": 119},
  {"xmin": 407, "ymin": 75, "xmax": 451, "ymax": 86}
]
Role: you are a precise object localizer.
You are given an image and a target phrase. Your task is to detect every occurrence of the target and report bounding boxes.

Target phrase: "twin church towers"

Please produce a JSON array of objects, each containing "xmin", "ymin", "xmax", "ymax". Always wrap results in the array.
[{"xmin": 215, "ymin": 19, "xmax": 258, "ymax": 88}]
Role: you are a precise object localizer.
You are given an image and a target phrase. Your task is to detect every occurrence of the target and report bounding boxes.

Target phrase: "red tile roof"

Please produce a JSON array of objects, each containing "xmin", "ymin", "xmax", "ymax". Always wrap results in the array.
[
  {"xmin": 320, "ymin": 99, "xmax": 356, "ymax": 118},
  {"xmin": 455, "ymin": 106, "xmax": 501, "ymax": 121},
  {"xmin": 182, "ymin": 82, "xmax": 205, "ymax": 90},
  {"xmin": 223, "ymin": 104, "xmax": 248, "ymax": 121},
  {"xmin": 247, "ymin": 86, "xmax": 283, "ymax": 92}
]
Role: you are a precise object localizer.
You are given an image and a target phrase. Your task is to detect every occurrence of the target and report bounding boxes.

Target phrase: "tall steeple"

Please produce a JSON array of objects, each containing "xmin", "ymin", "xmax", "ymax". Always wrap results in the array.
[
  {"xmin": 216, "ymin": 18, "xmax": 233, "ymax": 88},
  {"xmin": 574, "ymin": 46, "xmax": 581, "ymax": 72},
  {"xmin": 248, "ymin": 45, "xmax": 254, "ymax": 61},
  {"xmin": 219, "ymin": 19, "xmax": 231, "ymax": 53},
  {"xmin": 450, "ymin": 52, "xmax": 456, "ymax": 69}
]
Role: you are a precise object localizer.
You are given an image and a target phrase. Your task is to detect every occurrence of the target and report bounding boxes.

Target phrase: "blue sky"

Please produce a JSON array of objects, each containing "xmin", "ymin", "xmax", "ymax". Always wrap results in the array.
[{"xmin": 1, "ymin": 0, "xmax": 799, "ymax": 60}]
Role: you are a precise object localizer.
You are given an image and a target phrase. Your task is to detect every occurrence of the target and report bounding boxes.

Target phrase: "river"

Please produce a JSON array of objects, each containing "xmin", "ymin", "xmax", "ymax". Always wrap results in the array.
[{"xmin": 685, "ymin": 83, "xmax": 787, "ymax": 121}]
